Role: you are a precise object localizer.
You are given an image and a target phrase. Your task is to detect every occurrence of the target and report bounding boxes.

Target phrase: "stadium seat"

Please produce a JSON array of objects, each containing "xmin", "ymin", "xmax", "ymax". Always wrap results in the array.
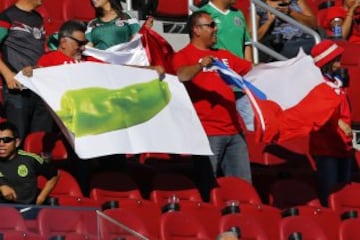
[
  {"xmin": 23, "ymin": 131, "xmax": 68, "ymax": 161},
  {"xmin": 0, "ymin": 0, "xmax": 15, "ymax": 12},
  {"xmin": 233, "ymin": 0, "xmax": 250, "ymax": 19},
  {"xmin": 328, "ymin": 182, "xmax": 360, "ymax": 213},
  {"xmin": 0, "ymin": 206, "xmax": 43, "ymax": 239},
  {"xmin": 296, "ymin": 205, "xmax": 341, "ymax": 240},
  {"xmin": 119, "ymin": 200, "xmax": 162, "ymax": 239},
  {"xmin": 160, "ymin": 211, "xmax": 211, "ymax": 240},
  {"xmin": 337, "ymin": 41, "xmax": 360, "ymax": 125},
  {"xmin": 150, "ymin": 173, "xmax": 203, "ymax": 206},
  {"xmin": 89, "ymin": 171, "xmax": 143, "ymax": 204},
  {"xmin": 240, "ymin": 204, "xmax": 282, "ymax": 240},
  {"xmin": 181, "ymin": 202, "xmax": 222, "ymax": 239},
  {"xmin": 218, "ymin": 213, "xmax": 268, "ymax": 240},
  {"xmin": 210, "ymin": 176, "xmax": 262, "ymax": 208},
  {"xmin": 63, "ymin": 0, "xmax": 95, "ymax": 23},
  {"xmin": 37, "ymin": 208, "xmax": 97, "ymax": 240},
  {"xmin": 153, "ymin": 0, "xmax": 189, "ymax": 19},
  {"xmin": 101, "ymin": 208, "xmax": 153, "ymax": 240},
  {"xmin": 279, "ymin": 215, "xmax": 328, "ymax": 240},
  {"xmin": 38, "ymin": 169, "xmax": 100, "ymax": 207},
  {"xmin": 38, "ymin": 0, "xmax": 68, "ymax": 35},
  {"xmin": 339, "ymin": 217, "xmax": 360, "ymax": 240},
  {"xmin": 269, "ymin": 178, "xmax": 321, "ymax": 209}
]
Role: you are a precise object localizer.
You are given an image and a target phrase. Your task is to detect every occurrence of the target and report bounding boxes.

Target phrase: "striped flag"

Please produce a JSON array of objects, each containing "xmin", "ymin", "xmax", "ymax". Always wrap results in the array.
[{"xmin": 213, "ymin": 51, "xmax": 341, "ymax": 143}]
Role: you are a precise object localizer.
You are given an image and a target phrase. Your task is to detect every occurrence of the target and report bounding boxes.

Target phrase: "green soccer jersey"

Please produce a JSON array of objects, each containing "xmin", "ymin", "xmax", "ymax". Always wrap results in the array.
[
  {"xmin": 200, "ymin": 2, "xmax": 251, "ymax": 58},
  {"xmin": 86, "ymin": 14, "xmax": 140, "ymax": 50}
]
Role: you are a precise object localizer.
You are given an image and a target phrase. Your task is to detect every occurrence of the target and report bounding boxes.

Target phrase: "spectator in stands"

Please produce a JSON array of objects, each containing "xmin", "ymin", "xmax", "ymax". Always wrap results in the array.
[
  {"xmin": 199, "ymin": 0, "xmax": 255, "ymax": 131},
  {"xmin": 199, "ymin": 0, "xmax": 253, "ymax": 61},
  {"xmin": 320, "ymin": 0, "xmax": 360, "ymax": 43},
  {"xmin": 86, "ymin": 0, "xmax": 152, "ymax": 50},
  {"xmin": 0, "ymin": 0, "xmax": 54, "ymax": 141},
  {"xmin": 173, "ymin": 11, "xmax": 253, "ymax": 201},
  {"xmin": 0, "ymin": 121, "xmax": 59, "ymax": 205},
  {"xmin": 248, "ymin": 0, "xmax": 317, "ymax": 62},
  {"xmin": 310, "ymin": 40, "xmax": 353, "ymax": 206}
]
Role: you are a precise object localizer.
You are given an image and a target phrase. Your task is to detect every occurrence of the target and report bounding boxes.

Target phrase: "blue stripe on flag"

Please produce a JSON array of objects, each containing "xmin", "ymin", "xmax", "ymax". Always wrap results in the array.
[{"xmin": 212, "ymin": 60, "xmax": 267, "ymax": 100}]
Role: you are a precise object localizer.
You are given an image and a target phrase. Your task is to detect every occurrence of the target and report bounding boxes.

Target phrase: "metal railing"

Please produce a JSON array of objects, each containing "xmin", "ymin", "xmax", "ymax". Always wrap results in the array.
[{"xmin": 250, "ymin": 0, "xmax": 321, "ymax": 64}]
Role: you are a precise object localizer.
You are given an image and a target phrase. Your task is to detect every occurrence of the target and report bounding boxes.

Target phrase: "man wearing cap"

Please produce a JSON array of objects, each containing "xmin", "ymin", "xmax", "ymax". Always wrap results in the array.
[{"xmin": 310, "ymin": 39, "xmax": 353, "ymax": 206}]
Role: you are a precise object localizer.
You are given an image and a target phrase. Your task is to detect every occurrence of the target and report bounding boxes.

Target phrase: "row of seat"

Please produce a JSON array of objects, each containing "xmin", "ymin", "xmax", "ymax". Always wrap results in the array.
[
  {"xmin": 2, "ymin": 203, "xmax": 360, "ymax": 240},
  {"xmin": 39, "ymin": 167, "xmax": 360, "ymax": 218}
]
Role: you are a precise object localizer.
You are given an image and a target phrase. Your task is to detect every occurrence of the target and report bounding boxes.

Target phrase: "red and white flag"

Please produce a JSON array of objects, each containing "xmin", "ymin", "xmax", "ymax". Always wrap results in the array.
[{"xmin": 218, "ymin": 50, "xmax": 341, "ymax": 143}]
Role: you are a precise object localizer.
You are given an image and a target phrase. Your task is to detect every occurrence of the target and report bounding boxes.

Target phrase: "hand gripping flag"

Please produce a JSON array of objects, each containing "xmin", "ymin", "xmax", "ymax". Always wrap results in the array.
[{"xmin": 212, "ymin": 51, "xmax": 342, "ymax": 143}]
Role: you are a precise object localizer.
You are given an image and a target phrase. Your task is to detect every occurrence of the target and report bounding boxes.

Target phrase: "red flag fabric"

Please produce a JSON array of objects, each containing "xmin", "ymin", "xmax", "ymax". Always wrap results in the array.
[
  {"xmin": 139, "ymin": 25, "xmax": 176, "ymax": 74},
  {"xmin": 244, "ymin": 51, "xmax": 342, "ymax": 144}
]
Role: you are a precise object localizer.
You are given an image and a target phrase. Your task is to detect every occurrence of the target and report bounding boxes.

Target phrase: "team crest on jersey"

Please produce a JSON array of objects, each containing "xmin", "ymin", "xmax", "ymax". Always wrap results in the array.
[
  {"xmin": 33, "ymin": 28, "xmax": 42, "ymax": 39},
  {"xmin": 17, "ymin": 164, "xmax": 28, "ymax": 177},
  {"xmin": 115, "ymin": 19, "xmax": 126, "ymax": 27},
  {"xmin": 234, "ymin": 16, "xmax": 242, "ymax": 27}
]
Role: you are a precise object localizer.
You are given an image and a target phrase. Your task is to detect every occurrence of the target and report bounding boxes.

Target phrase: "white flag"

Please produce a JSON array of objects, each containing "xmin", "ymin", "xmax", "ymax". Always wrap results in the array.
[{"xmin": 16, "ymin": 62, "xmax": 212, "ymax": 158}]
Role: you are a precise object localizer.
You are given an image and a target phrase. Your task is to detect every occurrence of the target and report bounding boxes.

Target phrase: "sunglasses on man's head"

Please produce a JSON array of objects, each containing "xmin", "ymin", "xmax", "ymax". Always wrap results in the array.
[
  {"xmin": 196, "ymin": 21, "xmax": 217, "ymax": 29},
  {"xmin": 66, "ymin": 36, "xmax": 88, "ymax": 46},
  {"xmin": 0, "ymin": 137, "xmax": 16, "ymax": 143}
]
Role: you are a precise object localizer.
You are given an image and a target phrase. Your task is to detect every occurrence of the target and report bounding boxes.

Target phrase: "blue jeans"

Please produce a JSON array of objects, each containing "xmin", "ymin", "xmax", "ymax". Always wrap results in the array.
[
  {"xmin": 235, "ymin": 93, "xmax": 254, "ymax": 131},
  {"xmin": 314, "ymin": 156, "xmax": 352, "ymax": 206},
  {"xmin": 208, "ymin": 134, "xmax": 252, "ymax": 182},
  {"xmin": 193, "ymin": 133, "xmax": 252, "ymax": 202}
]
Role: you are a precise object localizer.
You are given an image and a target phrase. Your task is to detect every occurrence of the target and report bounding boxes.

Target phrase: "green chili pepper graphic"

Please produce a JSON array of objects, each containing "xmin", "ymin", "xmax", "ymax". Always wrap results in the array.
[{"xmin": 56, "ymin": 79, "xmax": 171, "ymax": 137}]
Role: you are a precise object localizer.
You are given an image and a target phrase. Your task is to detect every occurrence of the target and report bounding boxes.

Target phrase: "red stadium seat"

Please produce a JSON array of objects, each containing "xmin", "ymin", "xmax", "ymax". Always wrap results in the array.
[
  {"xmin": 89, "ymin": 171, "xmax": 143, "ymax": 204},
  {"xmin": 153, "ymin": 0, "xmax": 189, "ymax": 19},
  {"xmin": 328, "ymin": 182, "xmax": 360, "ymax": 213},
  {"xmin": 38, "ymin": 0, "xmax": 68, "ymax": 35},
  {"xmin": 339, "ymin": 218, "xmax": 360, "ymax": 240},
  {"xmin": 64, "ymin": 0, "xmax": 95, "ymax": 23},
  {"xmin": 296, "ymin": 205, "xmax": 341, "ymax": 240},
  {"xmin": 233, "ymin": 0, "xmax": 250, "ymax": 19},
  {"xmin": 150, "ymin": 173, "xmax": 203, "ymax": 206},
  {"xmin": 219, "ymin": 213, "xmax": 269, "ymax": 240},
  {"xmin": 210, "ymin": 176, "xmax": 262, "ymax": 208},
  {"xmin": 37, "ymin": 208, "xmax": 97, "ymax": 240},
  {"xmin": 160, "ymin": 211, "xmax": 211, "ymax": 240},
  {"xmin": 240, "ymin": 204, "xmax": 282, "ymax": 240},
  {"xmin": 101, "ymin": 208, "xmax": 153, "ymax": 240},
  {"xmin": 23, "ymin": 131, "xmax": 68, "ymax": 161},
  {"xmin": 181, "ymin": 202, "xmax": 222, "ymax": 239},
  {"xmin": 38, "ymin": 169, "xmax": 99, "ymax": 207},
  {"xmin": 0, "ymin": 206, "xmax": 43, "ymax": 239},
  {"xmin": 279, "ymin": 215, "xmax": 328, "ymax": 240}
]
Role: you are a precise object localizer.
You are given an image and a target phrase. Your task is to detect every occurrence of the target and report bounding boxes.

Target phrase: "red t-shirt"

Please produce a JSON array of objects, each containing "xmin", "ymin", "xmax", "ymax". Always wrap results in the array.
[
  {"xmin": 172, "ymin": 44, "xmax": 252, "ymax": 136},
  {"xmin": 38, "ymin": 50, "xmax": 102, "ymax": 67}
]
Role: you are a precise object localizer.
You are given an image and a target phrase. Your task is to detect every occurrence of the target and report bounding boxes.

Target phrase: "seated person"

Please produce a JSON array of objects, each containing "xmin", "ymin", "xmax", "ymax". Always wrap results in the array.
[
  {"xmin": 248, "ymin": 0, "xmax": 317, "ymax": 62},
  {"xmin": 0, "ymin": 121, "xmax": 59, "ymax": 205},
  {"xmin": 320, "ymin": 0, "xmax": 360, "ymax": 43}
]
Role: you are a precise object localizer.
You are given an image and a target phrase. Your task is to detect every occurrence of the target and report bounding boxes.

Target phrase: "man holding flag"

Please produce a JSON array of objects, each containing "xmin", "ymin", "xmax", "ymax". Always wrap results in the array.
[{"xmin": 173, "ymin": 11, "xmax": 253, "ymax": 200}]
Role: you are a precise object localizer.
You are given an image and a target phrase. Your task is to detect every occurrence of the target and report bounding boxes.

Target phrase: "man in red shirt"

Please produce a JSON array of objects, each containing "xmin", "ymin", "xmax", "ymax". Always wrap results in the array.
[{"xmin": 173, "ymin": 11, "xmax": 253, "ymax": 200}]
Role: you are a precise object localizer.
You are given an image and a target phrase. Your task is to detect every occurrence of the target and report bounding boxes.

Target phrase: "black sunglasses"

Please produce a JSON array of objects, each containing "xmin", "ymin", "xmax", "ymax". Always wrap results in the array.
[
  {"xmin": 197, "ymin": 21, "xmax": 217, "ymax": 29},
  {"xmin": 0, "ymin": 137, "xmax": 16, "ymax": 143},
  {"xmin": 66, "ymin": 36, "xmax": 88, "ymax": 46}
]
